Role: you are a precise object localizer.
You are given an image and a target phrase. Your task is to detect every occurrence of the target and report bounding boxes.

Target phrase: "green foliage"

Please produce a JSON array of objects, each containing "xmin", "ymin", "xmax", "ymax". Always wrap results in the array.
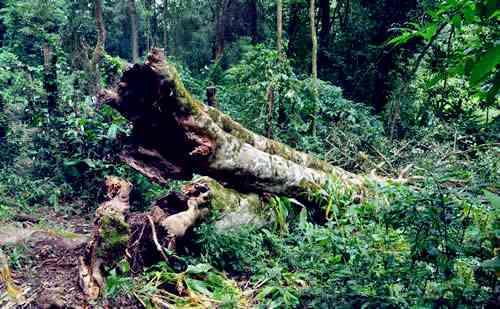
[
  {"xmin": 0, "ymin": 0, "xmax": 66, "ymax": 65},
  {"xmin": 189, "ymin": 122, "xmax": 498, "ymax": 307},
  {"xmin": 0, "ymin": 0, "xmax": 498, "ymax": 307},
  {"xmin": 105, "ymin": 259, "xmax": 134, "ymax": 299},
  {"xmin": 389, "ymin": 0, "xmax": 500, "ymax": 118},
  {"xmin": 220, "ymin": 44, "xmax": 383, "ymax": 160},
  {"xmin": 109, "ymin": 261, "xmax": 245, "ymax": 308}
]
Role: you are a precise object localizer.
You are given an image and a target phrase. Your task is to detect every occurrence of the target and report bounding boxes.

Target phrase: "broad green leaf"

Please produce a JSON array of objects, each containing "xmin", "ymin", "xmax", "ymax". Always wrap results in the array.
[
  {"xmin": 421, "ymin": 24, "xmax": 437, "ymax": 41},
  {"xmin": 107, "ymin": 124, "xmax": 119, "ymax": 139},
  {"xmin": 185, "ymin": 278, "xmax": 212, "ymax": 297},
  {"xmin": 483, "ymin": 190, "xmax": 500, "ymax": 209},
  {"xmin": 470, "ymin": 45, "xmax": 500, "ymax": 86},
  {"xmin": 186, "ymin": 263, "xmax": 212, "ymax": 274}
]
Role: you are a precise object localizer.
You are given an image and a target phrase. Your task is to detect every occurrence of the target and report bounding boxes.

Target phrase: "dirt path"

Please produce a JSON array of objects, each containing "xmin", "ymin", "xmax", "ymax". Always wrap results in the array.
[{"xmin": 0, "ymin": 209, "xmax": 91, "ymax": 308}]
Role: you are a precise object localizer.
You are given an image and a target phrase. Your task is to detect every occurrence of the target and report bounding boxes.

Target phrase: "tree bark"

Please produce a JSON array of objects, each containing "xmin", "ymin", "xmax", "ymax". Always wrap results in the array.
[
  {"xmin": 266, "ymin": 85, "xmax": 274, "ymax": 139},
  {"xmin": 206, "ymin": 86, "xmax": 218, "ymax": 108},
  {"xmin": 213, "ymin": 0, "xmax": 228, "ymax": 62},
  {"xmin": 87, "ymin": 51, "xmax": 414, "ymax": 299},
  {"xmin": 145, "ymin": 0, "xmax": 153, "ymax": 51},
  {"xmin": 319, "ymin": 0, "xmax": 330, "ymax": 45},
  {"xmin": 318, "ymin": 0, "xmax": 330, "ymax": 73},
  {"xmin": 162, "ymin": 0, "xmax": 168, "ymax": 51},
  {"xmin": 248, "ymin": 0, "xmax": 259, "ymax": 44},
  {"xmin": 128, "ymin": 0, "xmax": 139, "ymax": 62},
  {"xmin": 309, "ymin": 0, "xmax": 319, "ymax": 136},
  {"xmin": 91, "ymin": 0, "xmax": 106, "ymax": 94},
  {"xmin": 80, "ymin": 175, "xmax": 269, "ymax": 299},
  {"xmin": 0, "ymin": 94, "xmax": 6, "ymax": 144},
  {"xmin": 98, "ymin": 49, "xmax": 368, "ymax": 200},
  {"xmin": 43, "ymin": 43, "xmax": 58, "ymax": 116},
  {"xmin": 276, "ymin": 0, "xmax": 283, "ymax": 58}
]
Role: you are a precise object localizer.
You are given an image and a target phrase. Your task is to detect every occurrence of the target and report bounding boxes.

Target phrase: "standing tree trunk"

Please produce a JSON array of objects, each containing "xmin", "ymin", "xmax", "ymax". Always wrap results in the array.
[
  {"xmin": 318, "ymin": 0, "xmax": 330, "ymax": 73},
  {"xmin": 266, "ymin": 85, "xmax": 274, "ymax": 139},
  {"xmin": 128, "ymin": 0, "xmax": 139, "ymax": 62},
  {"xmin": 42, "ymin": 43, "xmax": 58, "ymax": 116},
  {"xmin": 309, "ymin": 0, "xmax": 319, "ymax": 136},
  {"xmin": 91, "ymin": 0, "xmax": 106, "ymax": 94},
  {"xmin": 213, "ymin": 0, "xmax": 227, "ymax": 62},
  {"xmin": 0, "ymin": 94, "xmax": 6, "ymax": 144},
  {"xmin": 267, "ymin": 0, "xmax": 283, "ymax": 139},
  {"xmin": 145, "ymin": 0, "xmax": 153, "ymax": 51},
  {"xmin": 276, "ymin": 0, "xmax": 283, "ymax": 58},
  {"xmin": 248, "ymin": 0, "xmax": 259, "ymax": 43},
  {"xmin": 162, "ymin": 0, "xmax": 168, "ymax": 51}
]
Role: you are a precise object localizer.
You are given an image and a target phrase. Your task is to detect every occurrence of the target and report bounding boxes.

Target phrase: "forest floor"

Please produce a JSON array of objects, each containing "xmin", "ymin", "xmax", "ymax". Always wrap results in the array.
[{"xmin": 0, "ymin": 209, "xmax": 112, "ymax": 308}]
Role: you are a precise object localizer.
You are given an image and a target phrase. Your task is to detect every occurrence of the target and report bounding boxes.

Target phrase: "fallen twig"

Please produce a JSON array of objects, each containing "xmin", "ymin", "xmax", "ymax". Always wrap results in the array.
[{"xmin": 146, "ymin": 215, "xmax": 170, "ymax": 263}]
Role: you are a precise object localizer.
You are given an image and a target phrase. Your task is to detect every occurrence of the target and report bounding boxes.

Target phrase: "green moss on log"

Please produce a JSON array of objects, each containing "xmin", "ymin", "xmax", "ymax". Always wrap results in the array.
[{"xmin": 96, "ymin": 214, "xmax": 130, "ymax": 259}]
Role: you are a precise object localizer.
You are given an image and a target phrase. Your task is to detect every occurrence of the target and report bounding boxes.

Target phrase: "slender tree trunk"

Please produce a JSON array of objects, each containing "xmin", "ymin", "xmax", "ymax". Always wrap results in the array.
[
  {"xmin": 0, "ymin": 94, "xmax": 6, "ymax": 144},
  {"xmin": 151, "ymin": 0, "xmax": 159, "ymax": 47},
  {"xmin": 266, "ymin": 85, "xmax": 274, "ymax": 138},
  {"xmin": 213, "ymin": 0, "xmax": 227, "ymax": 62},
  {"xmin": 128, "ymin": 0, "xmax": 139, "ymax": 62},
  {"xmin": 163, "ymin": 0, "xmax": 168, "ymax": 51},
  {"xmin": 0, "ymin": 0, "xmax": 4, "ymax": 47},
  {"xmin": 318, "ymin": 0, "xmax": 330, "ymax": 73},
  {"xmin": 309, "ymin": 0, "xmax": 319, "ymax": 135},
  {"xmin": 145, "ymin": 0, "xmax": 153, "ymax": 51},
  {"xmin": 249, "ymin": 0, "xmax": 259, "ymax": 43},
  {"xmin": 276, "ymin": 0, "xmax": 283, "ymax": 57},
  {"xmin": 42, "ymin": 43, "xmax": 58, "ymax": 116},
  {"xmin": 91, "ymin": 0, "xmax": 106, "ymax": 94},
  {"xmin": 342, "ymin": 0, "xmax": 350, "ymax": 26}
]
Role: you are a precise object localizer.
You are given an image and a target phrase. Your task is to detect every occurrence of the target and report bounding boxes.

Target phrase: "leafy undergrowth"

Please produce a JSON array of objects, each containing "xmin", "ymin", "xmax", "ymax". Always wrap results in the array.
[
  {"xmin": 106, "ymin": 261, "xmax": 247, "ymax": 308},
  {"xmin": 101, "ymin": 125, "xmax": 499, "ymax": 308},
  {"xmin": 0, "ymin": 41, "xmax": 498, "ymax": 308}
]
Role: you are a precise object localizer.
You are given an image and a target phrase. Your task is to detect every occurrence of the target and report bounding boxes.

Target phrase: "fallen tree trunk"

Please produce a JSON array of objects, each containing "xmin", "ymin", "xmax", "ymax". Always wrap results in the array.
[
  {"xmin": 83, "ymin": 49, "xmax": 408, "ymax": 300},
  {"xmin": 98, "ymin": 48, "xmax": 368, "ymax": 199}
]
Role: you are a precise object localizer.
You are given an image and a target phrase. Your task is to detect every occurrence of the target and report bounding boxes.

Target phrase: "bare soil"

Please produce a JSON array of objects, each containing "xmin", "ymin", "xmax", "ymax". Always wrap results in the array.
[{"xmin": 0, "ymin": 208, "xmax": 137, "ymax": 308}]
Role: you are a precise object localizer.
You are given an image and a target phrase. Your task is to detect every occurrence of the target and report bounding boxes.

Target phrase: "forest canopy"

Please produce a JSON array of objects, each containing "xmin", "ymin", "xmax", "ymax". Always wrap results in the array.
[{"xmin": 0, "ymin": 0, "xmax": 498, "ymax": 308}]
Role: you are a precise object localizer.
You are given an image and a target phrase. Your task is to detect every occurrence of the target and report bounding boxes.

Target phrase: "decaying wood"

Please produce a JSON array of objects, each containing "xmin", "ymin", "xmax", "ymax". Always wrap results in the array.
[
  {"xmin": 98, "ymin": 49, "xmax": 370, "ymax": 201},
  {"xmin": 82, "ymin": 175, "xmax": 269, "ymax": 292},
  {"xmin": 126, "ymin": 175, "xmax": 269, "ymax": 272},
  {"xmin": 80, "ymin": 176, "xmax": 132, "ymax": 300}
]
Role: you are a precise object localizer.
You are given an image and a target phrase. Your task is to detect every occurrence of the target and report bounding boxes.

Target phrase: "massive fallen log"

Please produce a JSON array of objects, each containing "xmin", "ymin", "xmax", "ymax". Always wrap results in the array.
[
  {"xmin": 98, "ymin": 49, "xmax": 369, "ymax": 199},
  {"xmin": 83, "ymin": 49, "xmax": 407, "ymax": 300}
]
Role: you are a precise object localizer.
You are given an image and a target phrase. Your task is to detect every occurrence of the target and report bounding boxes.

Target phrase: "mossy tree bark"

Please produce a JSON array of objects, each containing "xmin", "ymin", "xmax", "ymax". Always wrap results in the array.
[
  {"xmin": 127, "ymin": 0, "xmax": 139, "ymax": 62},
  {"xmin": 80, "ymin": 175, "xmax": 269, "ymax": 299},
  {"xmin": 98, "ymin": 49, "xmax": 369, "ymax": 200},
  {"xmin": 85, "ymin": 50, "xmax": 409, "ymax": 300},
  {"xmin": 90, "ymin": 0, "xmax": 106, "ymax": 94},
  {"xmin": 309, "ymin": 0, "xmax": 319, "ymax": 136},
  {"xmin": 42, "ymin": 43, "xmax": 58, "ymax": 116}
]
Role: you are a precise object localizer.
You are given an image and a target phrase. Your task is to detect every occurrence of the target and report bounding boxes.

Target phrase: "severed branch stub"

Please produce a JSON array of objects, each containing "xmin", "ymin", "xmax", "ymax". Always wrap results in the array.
[{"xmin": 81, "ymin": 174, "xmax": 270, "ymax": 298}]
